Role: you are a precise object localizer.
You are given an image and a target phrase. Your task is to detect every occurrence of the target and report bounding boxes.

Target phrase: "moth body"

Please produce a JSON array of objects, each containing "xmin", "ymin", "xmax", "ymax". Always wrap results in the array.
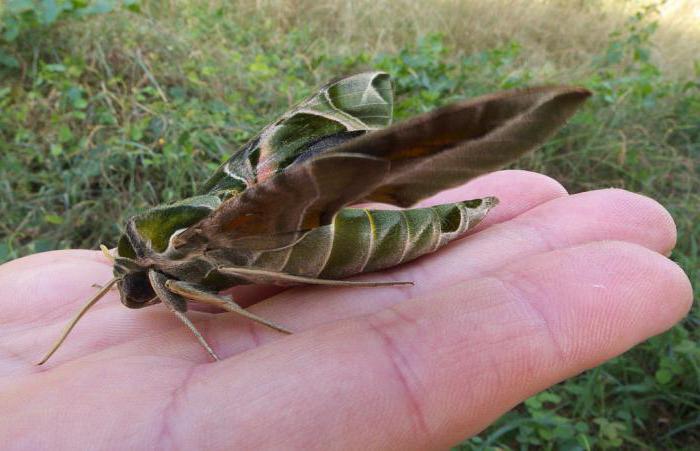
[{"xmin": 38, "ymin": 71, "xmax": 590, "ymax": 364}]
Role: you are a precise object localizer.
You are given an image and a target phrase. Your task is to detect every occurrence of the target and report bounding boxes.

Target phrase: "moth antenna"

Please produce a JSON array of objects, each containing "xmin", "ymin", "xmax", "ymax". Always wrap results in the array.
[
  {"xmin": 100, "ymin": 244, "xmax": 115, "ymax": 263},
  {"xmin": 37, "ymin": 277, "xmax": 119, "ymax": 365}
]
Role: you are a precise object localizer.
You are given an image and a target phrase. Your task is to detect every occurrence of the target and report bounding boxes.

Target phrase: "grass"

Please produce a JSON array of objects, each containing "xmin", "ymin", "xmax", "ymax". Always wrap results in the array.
[{"xmin": 1, "ymin": 0, "xmax": 698, "ymax": 448}]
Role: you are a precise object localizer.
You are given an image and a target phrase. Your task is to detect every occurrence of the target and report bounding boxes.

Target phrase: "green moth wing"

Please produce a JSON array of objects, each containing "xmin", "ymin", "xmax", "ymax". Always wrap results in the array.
[
  {"xmin": 199, "ymin": 72, "xmax": 393, "ymax": 195},
  {"xmin": 116, "ymin": 195, "xmax": 222, "ymax": 260},
  {"xmin": 120, "ymin": 72, "xmax": 392, "ymax": 258}
]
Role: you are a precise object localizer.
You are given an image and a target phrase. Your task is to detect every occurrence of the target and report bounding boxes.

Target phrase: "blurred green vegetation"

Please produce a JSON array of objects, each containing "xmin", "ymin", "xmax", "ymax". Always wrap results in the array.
[{"xmin": 0, "ymin": 1, "xmax": 698, "ymax": 449}]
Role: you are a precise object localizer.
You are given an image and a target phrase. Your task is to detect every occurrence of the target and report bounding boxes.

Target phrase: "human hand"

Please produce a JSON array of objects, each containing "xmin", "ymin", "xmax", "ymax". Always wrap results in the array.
[{"xmin": 0, "ymin": 170, "xmax": 691, "ymax": 449}]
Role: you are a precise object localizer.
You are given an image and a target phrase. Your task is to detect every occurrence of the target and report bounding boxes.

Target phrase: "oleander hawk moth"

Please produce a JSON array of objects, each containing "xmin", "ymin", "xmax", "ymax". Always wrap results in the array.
[{"xmin": 39, "ymin": 72, "xmax": 590, "ymax": 363}]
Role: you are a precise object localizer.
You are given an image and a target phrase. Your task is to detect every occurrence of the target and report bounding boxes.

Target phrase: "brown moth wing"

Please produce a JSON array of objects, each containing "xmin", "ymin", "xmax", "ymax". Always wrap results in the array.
[
  {"xmin": 173, "ymin": 153, "xmax": 391, "ymax": 251},
  {"xmin": 336, "ymin": 86, "xmax": 592, "ymax": 206},
  {"xmin": 174, "ymin": 86, "xmax": 590, "ymax": 252}
]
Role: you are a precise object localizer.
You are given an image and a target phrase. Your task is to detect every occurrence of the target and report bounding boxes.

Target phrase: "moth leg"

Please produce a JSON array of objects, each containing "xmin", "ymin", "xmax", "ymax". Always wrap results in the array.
[
  {"xmin": 217, "ymin": 266, "xmax": 414, "ymax": 287},
  {"xmin": 165, "ymin": 280, "xmax": 292, "ymax": 335},
  {"xmin": 148, "ymin": 270, "xmax": 220, "ymax": 361},
  {"xmin": 91, "ymin": 282, "xmax": 119, "ymax": 290}
]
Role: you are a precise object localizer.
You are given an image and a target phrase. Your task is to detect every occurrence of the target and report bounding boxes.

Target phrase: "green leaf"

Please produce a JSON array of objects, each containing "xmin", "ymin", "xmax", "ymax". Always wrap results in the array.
[
  {"xmin": 537, "ymin": 391, "xmax": 562, "ymax": 405},
  {"xmin": 78, "ymin": 0, "xmax": 115, "ymax": 15},
  {"xmin": 58, "ymin": 125, "xmax": 73, "ymax": 143},
  {"xmin": 130, "ymin": 126, "xmax": 143, "ymax": 141},
  {"xmin": 0, "ymin": 242, "xmax": 10, "ymax": 262},
  {"xmin": 31, "ymin": 238, "xmax": 56, "ymax": 253},
  {"xmin": 50, "ymin": 143, "xmax": 63, "ymax": 156},
  {"xmin": 655, "ymin": 368, "xmax": 672, "ymax": 384},
  {"xmin": 45, "ymin": 63, "xmax": 66, "ymax": 72},
  {"xmin": 0, "ymin": 49, "xmax": 19, "ymax": 68},
  {"xmin": 38, "ymin": 0, "xmax": 61, "ymax": 25},
  {"xmin": 673, "ymin": 339, "xmax": 698, "ymax": 354},
  {"xmin": 73, "ymin": 98, "xmax": 88, "ymax": 109},
  {"xmin": 124, "ymin": 0, "xmax": 141, "ymax": 13},
  {"xmin": 2, "ymin": 23, "xmax": 20, "ymax": 42},
  {"xmin": 575, "ymin": 422, "xmax": 590, "ymax": 433},
  {"xmin": 6, "ymin": 0, "xmax": 33, "ymax": 14},
  {"xmin": 44, "ymin": 214, "xmax": 64, "ymax": 225}
]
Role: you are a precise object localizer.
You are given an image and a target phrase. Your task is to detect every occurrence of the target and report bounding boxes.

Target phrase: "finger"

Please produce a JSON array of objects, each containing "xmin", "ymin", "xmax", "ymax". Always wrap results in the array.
[
  {"xmin": 226, "ymin": 188, "xmax": 677, "ymax": 333},
  {"xmin": 0, "ymin": 252, "xmax": 181, "ymax": 370},
  {"xmin": 170, "ymin": 241, "xmax": 692, "ymax": 449},
  {"xmin": 1, "ymin": 242, "xmax": 689, "ymax": 448},
  {"xmin": 0, "ymin": 249, "xmax": 108, "ymax": 275},
  {"xmin": 2, "ymin": 291, "xmax": 190, "ymax": 373},
  {"xmin": 0, "ymin": 250, "xmax": 114, "ymax": 325}
]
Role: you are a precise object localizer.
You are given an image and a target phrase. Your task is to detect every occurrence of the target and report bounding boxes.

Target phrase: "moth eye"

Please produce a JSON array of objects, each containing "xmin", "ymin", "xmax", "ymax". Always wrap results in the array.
[{"xmin": 119, "ymin": 271, "xmax": 156, "ymax": 309}]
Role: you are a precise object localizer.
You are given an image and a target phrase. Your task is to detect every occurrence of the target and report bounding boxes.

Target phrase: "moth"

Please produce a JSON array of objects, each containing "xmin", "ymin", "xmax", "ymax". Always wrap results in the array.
[{"xmin": 39, "ymin": 72, "xmax": 590, "ymax": 364}]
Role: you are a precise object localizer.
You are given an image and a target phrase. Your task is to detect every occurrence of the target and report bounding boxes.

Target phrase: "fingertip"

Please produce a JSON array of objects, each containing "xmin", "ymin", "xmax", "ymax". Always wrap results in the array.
[
  {"xmin": 592, "ymin": 241, "xmax": 693, "ymax": 356},
  {"xmin": 633, "ymin": 243, "xmax": 693, "ymax": 325},
  {"xmin": 597, "ymin": 189, "xmax": 678, "ymax": 255},
  {"xmin": 509, "ymin": 240, "xmax": 693, "ymax": 364},
  {"xmin": 510, "ymin": 188, "xmax": 679, "ymax": 258}
]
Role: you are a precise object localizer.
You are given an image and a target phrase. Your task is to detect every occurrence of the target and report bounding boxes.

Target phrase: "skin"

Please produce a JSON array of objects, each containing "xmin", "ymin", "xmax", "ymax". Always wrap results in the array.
[{"xmin": 0, "ymin": 170, "xmax": 692, "ymax": 450}]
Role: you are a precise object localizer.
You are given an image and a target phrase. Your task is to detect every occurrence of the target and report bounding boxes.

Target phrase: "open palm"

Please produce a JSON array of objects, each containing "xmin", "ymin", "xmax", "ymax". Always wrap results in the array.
[{"xmin": 0, "ymin": 170, "xmax": 691, "ymax": 450}]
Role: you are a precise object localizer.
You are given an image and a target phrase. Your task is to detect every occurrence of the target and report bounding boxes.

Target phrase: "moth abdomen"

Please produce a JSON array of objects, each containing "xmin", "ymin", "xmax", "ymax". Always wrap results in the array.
[{"xmin": 253, "ymin": 198, "xmax": 497, "ymax": 280}]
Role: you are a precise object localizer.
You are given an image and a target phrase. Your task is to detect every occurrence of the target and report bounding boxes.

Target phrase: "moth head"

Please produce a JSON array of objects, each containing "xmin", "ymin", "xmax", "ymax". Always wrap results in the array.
[
  {"xmin": 117, "ymin": 270, "xmax": 158, "ymax": 309},
  {"xmin": 107, "ymin": 252, "xmax": 154, "ymax": 309}
]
